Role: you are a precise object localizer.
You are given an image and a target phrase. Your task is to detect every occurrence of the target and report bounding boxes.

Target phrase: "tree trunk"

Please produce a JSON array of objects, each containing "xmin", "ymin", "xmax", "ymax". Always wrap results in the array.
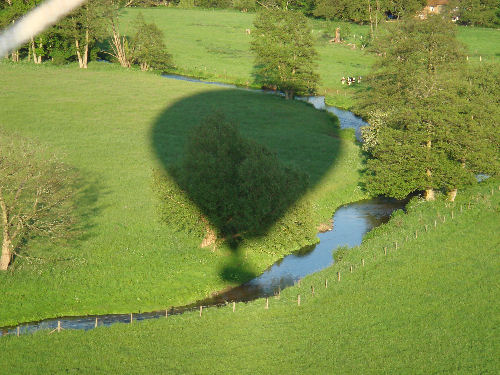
[
  {"xmin": 334, "ymin": 27, "xmax": 341, "ymax": 43},
  {"xmin": 425, "ymin": 138, "xmax": 434, "ymax": 201},
  {"xmin": 31, "ymin": 37, "xmax": 41, "ymax": 64},
  {"xmin": 448, "ymin": 189, "xmax": 457, "ymax": 202},
  {"xmin": 285, "ymin": 90, "xmax": 294, "ymax": 100},
  {"xmin": 424, "ymin": 188, "xmax": 435, "ymax": 201},
  {"xmin": 368, "ymin": 0, "xmax": 374, "ymax": 39},
  {"xmin": 0, "ymin": 235, "xmax": 12, "ymax": 271},
  {"xmin": 83, "ymin": 29, "xmax": 89, "ymax": 69},
  {"xmin": 110, "ymin": 20, "xmax": 131, "ymax": 68},
  {"xmin": 75, "ymin": 38, "xmax": 84, "ymax": 68}
]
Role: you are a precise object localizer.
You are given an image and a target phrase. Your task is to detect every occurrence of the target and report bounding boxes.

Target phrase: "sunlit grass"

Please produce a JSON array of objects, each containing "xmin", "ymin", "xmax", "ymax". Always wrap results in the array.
[
  {"xmin": 2, "ymin": 179, "xmax": 497, "ymax": 374},
  {"xmin": 118, "ymin": 8, "xmax": 499, "ymax": 109},
  {"xmin": 0, "ymin": 62, "xmax": 366, "ymax": 326}
]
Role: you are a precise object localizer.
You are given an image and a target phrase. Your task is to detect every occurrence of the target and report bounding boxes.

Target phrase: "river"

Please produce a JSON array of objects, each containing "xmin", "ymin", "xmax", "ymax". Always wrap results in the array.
[{"xmin": 1, "ymin": 75, "xmax": 405, "ymax": 336}]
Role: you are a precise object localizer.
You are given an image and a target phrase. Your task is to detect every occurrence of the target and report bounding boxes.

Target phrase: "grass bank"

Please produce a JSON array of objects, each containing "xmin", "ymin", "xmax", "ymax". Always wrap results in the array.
[
  {"xmin": 118, "ymin": 8, "xmax": 500, "ymax": 109},
  {"xmin": 0, "ymin": 61, "xmax": 367, "ymax": 326},
  {"xmin": 1, "ymin": 179, "xmax": 497, "ymax": 374}
]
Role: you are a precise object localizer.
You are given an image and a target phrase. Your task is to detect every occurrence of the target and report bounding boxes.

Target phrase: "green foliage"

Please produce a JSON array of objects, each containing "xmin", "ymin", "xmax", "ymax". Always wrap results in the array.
[
  {"xmin": 129, "ymin": 13, "xmax": 173, "ymax": 71},
  {"xmin": 333, "ymin": 244, "xmax": 348, "ymax": 262},
  {"xmin": 0, "ymin": 133, "xmax": 79, "ymax": 269},
  {"xmin": 177, "ymin": 0, "xmax": 196, "ymax": 7},
  {"xmin": 251, "ymin": 8, "xmax": 319, "ymax": 98},
  {"xmin": 157, "ymin": 112, "xmax": 312, "ymax": 245},
  {"xmin": 457, "ymin": 0, "xmax": 500, "ymax": 27},
  {"xmin": 231, "ymin": 0, "xmax": 257, "ymax": 12},
  {"xmin": 358, "ymin": 15, "xmax": 493, "ymax": 199},
  {"xmin": 314, "ymin": 0, "xmax": 427, "ymax": 23},
  {"xmin": 152, "ymin": 169, "xmax": 206, "ymax": 238},
  {"xmin": 195, "ymin": 0, "xmax": 232, "ymax": 8}
]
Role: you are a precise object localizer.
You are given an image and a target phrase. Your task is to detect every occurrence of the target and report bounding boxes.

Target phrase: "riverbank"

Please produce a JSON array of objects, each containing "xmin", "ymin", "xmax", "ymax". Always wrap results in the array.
[
  {"xmin": 117, "ymin": 8, "xmax": 500, "ymax": 109},
  {"xmin": 0, "ymin": 62, "xmax": 367, "ymax": 326},
  {"xmin": 2, "ymin": 179, "xmax": 497, "ymax": 374}
]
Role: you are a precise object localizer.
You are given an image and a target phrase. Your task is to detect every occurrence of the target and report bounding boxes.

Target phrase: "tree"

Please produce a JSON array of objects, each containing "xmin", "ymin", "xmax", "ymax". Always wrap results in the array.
[
  {"xmin": 0, "ymin": 0, "xmax": 38, "ymax": 62},
  {"xmin": 154, "ymin": 113, "xmax": 311, "ymax": 247},
  {"xmin": 313, "ymin": 0, "xmax": 426, "ymax": 23},
  {"xmin": 0, "ymin": 135, "xmax": 78, "ymax": 271},
  {"xmin": 129, "ymin": 14, "xmax": 173, "ymax": 71},
  {"xmin": 457, "ymin": 0, "xmax": 500, "ymax": 27},
  {"xmin": 251, "ymin": 7, "xmax": 319, "ymax": 99},
  {"xmin": 56, "ymin": 0, "xmax": 112, "ymax": 68},
  {"xmin": 358, "ymin": 15, "xmax": 494, "ymax": 201}
]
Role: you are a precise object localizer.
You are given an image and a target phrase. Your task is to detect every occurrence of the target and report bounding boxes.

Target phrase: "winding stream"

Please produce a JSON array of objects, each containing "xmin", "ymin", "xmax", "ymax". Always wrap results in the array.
[{"xmin": 1, "ymin": 75, "xmax": 406, "ymax": 336}]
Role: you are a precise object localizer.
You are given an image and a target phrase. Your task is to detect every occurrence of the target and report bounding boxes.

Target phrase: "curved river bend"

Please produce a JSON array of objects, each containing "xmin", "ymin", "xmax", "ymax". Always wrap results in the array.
[{"xmin": 1, "ymin": 76, "xmax": 405, "ymax": 336}]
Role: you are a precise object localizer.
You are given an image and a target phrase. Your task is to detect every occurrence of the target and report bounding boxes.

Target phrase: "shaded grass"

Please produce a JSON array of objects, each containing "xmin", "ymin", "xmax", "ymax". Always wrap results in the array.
[
  {"xmin": 118, "ymin": 8, "xmax": 500, "ymax": 109},
  {"xmin": 0, "ymin": 62, "xmax": 366, "ymax": 326},
  {"xmin": 1, "ymin": 179, "xmax": 497, "ymax": 374}
]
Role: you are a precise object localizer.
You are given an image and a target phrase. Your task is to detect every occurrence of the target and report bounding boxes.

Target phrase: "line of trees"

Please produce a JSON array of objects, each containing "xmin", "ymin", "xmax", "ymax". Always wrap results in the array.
[
  {"xmin": 0, "ymin": 0, "xmax": 173, "ymax": 70},
  {"xmin": 357, "ymin": 15, "xmax": 499, "ymax": 201}
]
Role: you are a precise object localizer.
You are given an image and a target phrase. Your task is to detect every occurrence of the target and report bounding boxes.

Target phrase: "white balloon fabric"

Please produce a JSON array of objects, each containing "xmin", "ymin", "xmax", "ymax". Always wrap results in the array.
[{"xmin": 0, "ymin": 0, "xmax": 87, "ymax": 57}]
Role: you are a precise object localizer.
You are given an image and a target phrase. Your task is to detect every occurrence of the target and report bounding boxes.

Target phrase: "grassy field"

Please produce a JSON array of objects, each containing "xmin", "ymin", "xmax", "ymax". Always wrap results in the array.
[
  {"xmin": 118, "ymin": 8, "xmax": 376, "ymax": 109},
  {"xmin": 1, "ymin": 179, "xmax": 497, "ymax": 374},
  {"xmin": 118, "ymin": 8, "xmax": 500, "ymax": 109},
  {"xmin": 0, "ymin": 61, "xmax": 367, "ymax": 326}
]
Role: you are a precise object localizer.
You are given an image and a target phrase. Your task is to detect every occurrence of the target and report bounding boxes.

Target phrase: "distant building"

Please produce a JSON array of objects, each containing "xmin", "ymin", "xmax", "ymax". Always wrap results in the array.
[{"xmin": 420, "ymin": 0, "xmax": 450, "ymax": 19}]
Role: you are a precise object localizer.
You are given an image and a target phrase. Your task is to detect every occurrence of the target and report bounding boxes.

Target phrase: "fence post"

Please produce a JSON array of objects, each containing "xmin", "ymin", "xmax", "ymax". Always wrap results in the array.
[
  {"xmin": 415, "ymin": 230, "xmax": 418, "ymax": 239},
  {"xmin": 130, "ymin": 313, "xmax": 133, "ymax": 324},
  {"xmin": 325, "ymin": 279, "xmax": 328, "ymax": 288},
  {"xmin": 297, "ymin": 295, "xmax": 301, "ymax": 306},
  {"xmin": 337, "ymin": 271, "xmax": 341, "ymax": 281},
  {"xmin": 265, "ymin": 297, "xmax": 269, "ymax": 310},
  {"xmin": 311, "ymin": 286, "xmax": 315, "ymax": 296},
  {"xmin": 384, "ymin": 247, "xmax": 387, "ymax": 256},
  {"xmin": 395, "ymin": 241, "xmax": 398, "ymax": 250},
  {"xmin": 199, "ymin": 306, "xmax": 203, "ymax": 317},
  {"xmin": 362, "ymin": 259, "xmax": 365, "ymax": 267},
  {"xmin": 17, "ymin": 326, "xmax": 19, "ymax": 337},
  {"xmin": 232, "ymin": 302, "xmax": 235, "ymax": 312},
  {"xmin": 95, "ymin": 317, "xmax": 98, "ymax": 328}
]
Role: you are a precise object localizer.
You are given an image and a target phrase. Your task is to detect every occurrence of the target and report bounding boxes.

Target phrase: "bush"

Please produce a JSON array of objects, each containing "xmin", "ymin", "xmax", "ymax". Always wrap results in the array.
[
  {"xmin": 153, "ymin": 112, "xmax": 317, "ymax": 249},
  {"xmin": 130, "ymin": 14, "xmax": 173, "ymax": 71},
  {"xmin": 232, "ymin": 0, "xmax": 256, "ymax": 12}
]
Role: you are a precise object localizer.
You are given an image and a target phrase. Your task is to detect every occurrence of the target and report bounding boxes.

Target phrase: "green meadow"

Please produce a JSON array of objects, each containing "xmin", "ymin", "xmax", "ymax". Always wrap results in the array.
[
  {"xmin": 0, "ymin": 62, "xmax": 366, "ymax": 326},
  {"xmin": 118, "ymin": 8, "xmax": 500, "ymax": 109},
  {"xmin": 1, "ymin": 179, "xmax": 497, "ymax": 374}
]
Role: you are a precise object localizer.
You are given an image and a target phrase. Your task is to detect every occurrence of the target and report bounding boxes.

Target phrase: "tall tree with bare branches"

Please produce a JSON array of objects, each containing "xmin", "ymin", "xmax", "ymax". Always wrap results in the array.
[{"xmin": 0, "ymin": 135, "xmax": 78, "ymax": 271}]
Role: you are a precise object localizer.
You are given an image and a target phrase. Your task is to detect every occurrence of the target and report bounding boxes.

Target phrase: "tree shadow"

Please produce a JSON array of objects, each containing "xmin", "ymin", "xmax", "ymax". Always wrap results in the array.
[
  {"xmin": 11, "ymin": 174, "xmax": 105, "ymax": 268},
  {"xmin": 150, "ymin": 88, "xmax": 344, "ymax": 282}
]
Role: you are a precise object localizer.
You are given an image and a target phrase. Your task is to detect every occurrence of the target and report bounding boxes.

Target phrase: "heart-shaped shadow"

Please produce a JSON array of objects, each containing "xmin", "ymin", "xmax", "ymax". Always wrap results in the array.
[{"xmin": 151, "ymin": 88, "xmax": 344, "ymax": 282}]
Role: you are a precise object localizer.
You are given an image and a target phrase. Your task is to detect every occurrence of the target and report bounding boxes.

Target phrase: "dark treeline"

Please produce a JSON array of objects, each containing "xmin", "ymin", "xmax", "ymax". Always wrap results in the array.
[
  {"xmin": 1, "ymin": 0, "xmax": 498, "ymax": 65},
  {"xmin": 118, "ymin": 0, "xmax": 500, "ymax": 27},
  {"xmin": 0, "ymin": 0, "xmax": 173, "ymax": 70}
]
